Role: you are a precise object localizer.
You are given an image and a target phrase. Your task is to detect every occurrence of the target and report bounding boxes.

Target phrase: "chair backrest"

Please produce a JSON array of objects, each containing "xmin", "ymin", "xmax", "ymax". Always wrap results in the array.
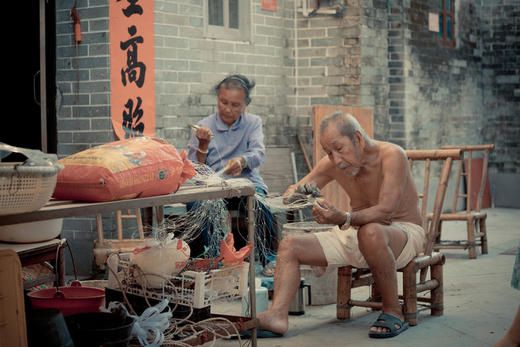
[
  {"xmin": 405, "ymin": 149, "xmax": 461, "ymax": 256},
  {"xmin": 441, "ymin": 144, "xmax": 494, "ymax": 213}
]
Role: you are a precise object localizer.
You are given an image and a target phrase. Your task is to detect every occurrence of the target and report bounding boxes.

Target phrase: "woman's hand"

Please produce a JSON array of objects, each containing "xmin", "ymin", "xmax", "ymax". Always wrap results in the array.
[
  {"xmin": 195, "ymin": 126, "xmax": 213, "ymax": 151},
  {"xmin": 224, "ymin": 157, "xmax": 246, "ymax": 177},
  {"xmin": 312, "ymin": 198, "xmax": 346, "ymax": 225}
]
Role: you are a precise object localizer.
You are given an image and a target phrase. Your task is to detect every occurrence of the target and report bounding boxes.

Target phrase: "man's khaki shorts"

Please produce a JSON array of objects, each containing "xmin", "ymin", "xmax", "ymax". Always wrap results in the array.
[{"xmin": 311, "ymin": 222, "xmax": 425, "ymax": 277}]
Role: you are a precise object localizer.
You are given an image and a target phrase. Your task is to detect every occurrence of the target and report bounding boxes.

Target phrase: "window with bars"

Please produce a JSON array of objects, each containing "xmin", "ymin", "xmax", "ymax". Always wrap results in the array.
[
  {"xmin": 205, "ymin": 0, "xmax": 250, "ymax": 41},
  {"xmin": 439, "ymin": 0, "xmax": 455, "ymax": 47}
]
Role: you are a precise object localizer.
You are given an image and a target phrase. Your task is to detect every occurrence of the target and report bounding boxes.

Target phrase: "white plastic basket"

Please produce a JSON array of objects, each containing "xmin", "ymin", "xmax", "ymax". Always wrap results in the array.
[
  {"xmin": 107, "ymin": 254, "xmax": 249, "ymax": 309},
  {"xmin": 0, "ymin": 163, "xmax": 60, "ymax": 216}
]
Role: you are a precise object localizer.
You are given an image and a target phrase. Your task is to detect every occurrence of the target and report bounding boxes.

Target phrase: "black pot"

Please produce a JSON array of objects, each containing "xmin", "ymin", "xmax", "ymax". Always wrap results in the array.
[{"xmin": 65, "ymin": 311, "xmax": 135, "ymax": 347}]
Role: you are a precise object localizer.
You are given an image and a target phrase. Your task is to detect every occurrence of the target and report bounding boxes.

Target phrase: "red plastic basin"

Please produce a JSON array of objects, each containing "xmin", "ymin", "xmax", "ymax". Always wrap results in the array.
[{"xmin": 27, "ymin": 283, "xmax": 105, "ymax": 316}]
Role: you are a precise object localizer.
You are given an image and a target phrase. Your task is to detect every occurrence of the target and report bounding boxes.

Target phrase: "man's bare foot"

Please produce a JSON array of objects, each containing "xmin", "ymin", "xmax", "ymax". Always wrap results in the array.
[{"xmin": 257, "ymin": 309, "xmax": 289, "ymax": 336}]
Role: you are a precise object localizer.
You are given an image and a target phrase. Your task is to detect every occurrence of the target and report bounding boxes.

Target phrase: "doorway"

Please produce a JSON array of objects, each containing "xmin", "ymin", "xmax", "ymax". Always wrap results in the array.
[{"xmin": 2, "ymin": 0, "xmax": 56, "ymax": 153}]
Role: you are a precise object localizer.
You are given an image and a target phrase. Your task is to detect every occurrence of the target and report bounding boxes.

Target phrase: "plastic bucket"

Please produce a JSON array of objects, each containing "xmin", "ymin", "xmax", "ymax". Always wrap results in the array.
[
  {"xmin": 27, "ymin": 281, "xmax": 105, "ymax": 316},
  {"xmin": 65, "ymin": 312, "xmax": 135, "ymax": 347}
]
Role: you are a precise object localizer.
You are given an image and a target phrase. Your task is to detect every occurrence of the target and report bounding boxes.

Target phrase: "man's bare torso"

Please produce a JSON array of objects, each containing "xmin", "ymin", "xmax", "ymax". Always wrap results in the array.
[{"xmin": 323, "ymin": 140, "xmax": 422, "ymax": 226}]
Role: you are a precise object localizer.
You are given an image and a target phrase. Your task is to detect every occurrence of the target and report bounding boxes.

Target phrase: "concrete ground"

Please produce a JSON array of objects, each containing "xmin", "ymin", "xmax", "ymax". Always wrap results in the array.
[{"xmin": 210, "ymin": 207, "xmax": 520, "ymax": 347}]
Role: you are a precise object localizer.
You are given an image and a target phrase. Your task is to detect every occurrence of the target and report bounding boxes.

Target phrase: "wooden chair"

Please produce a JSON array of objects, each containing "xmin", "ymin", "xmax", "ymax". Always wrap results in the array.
[
  {"xmin": 93, "ymin": 208, "xmax": 147, "ymax": 269},
  {"xmin": 336, "ymin": 149, "xmax": 461, "ymax": 326},
  {"xmin": 432, "ymin": 144, "xmax": 495, "ymax": 259}
]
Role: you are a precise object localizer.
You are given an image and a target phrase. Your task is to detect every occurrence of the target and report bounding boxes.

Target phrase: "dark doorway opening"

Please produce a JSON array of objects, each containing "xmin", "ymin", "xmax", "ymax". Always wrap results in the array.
[{"xmin": 2, "ymin": 0, "xmax": 56, "ymax": 154}]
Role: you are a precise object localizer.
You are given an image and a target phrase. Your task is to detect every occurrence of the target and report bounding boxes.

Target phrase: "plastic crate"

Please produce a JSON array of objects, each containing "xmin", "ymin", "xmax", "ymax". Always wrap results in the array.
[{"xmin": 107, "ymin": 254, "xmax": 249, "ymax": 309}]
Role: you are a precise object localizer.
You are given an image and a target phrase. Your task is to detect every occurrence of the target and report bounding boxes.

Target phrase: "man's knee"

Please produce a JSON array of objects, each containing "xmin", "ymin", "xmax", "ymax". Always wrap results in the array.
[
  {"xmin": 357, "ymin": 223, "xmax": 386, "ymax": 252},
  {"xmin": 277, "ymin": 237, "xmax": 296, "ymax": 256},
  {"xmin": 276, "ymin": 236, "xmax": 308, "ymax": 263}
]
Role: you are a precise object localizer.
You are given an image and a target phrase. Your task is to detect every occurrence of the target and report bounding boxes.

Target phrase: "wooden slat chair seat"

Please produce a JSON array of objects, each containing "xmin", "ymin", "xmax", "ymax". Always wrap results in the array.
[
  {"xmin": 336, "ymin": 149, "xmax": 461, "ymax": 326},
  {"xmin": 428, "ymin": 144, "xmax": 494, "ymax": 259}
]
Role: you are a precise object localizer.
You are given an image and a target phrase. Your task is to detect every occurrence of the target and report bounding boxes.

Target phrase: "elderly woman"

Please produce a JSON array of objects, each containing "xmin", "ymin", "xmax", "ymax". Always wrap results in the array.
[{"xmin": 187, "ymin": 74, "xmax": 276, "ymax": 267}]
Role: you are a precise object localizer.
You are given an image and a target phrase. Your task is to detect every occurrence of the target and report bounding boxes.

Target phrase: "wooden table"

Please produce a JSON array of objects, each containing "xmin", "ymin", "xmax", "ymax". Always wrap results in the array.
[{"xmin": 0, "ymin": 178, "xmax": 259, "ymax": 346}]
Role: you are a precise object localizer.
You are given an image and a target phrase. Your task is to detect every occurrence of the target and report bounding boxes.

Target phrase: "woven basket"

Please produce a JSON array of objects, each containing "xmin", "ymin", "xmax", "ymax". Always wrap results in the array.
[{"xmin": 0, "ymin": 163, "xmax": 60, "ymax": 216}]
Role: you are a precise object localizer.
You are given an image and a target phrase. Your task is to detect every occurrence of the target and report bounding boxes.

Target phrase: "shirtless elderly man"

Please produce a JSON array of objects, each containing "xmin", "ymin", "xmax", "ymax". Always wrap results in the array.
[{"xmin": 257, "ymin": 111, "xmax": 424, "ymax": 339}]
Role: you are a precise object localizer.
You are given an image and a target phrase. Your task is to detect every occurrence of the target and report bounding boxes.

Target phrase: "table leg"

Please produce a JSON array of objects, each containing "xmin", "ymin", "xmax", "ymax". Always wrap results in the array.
[{"xmin": 247, "ymin": 195, "xmax": 257, "ymax": 347}]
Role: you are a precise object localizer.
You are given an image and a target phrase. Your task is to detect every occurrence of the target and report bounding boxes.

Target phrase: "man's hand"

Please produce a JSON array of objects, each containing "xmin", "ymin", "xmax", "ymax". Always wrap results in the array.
[
  {"xmin": 283, "ymin": 182, "xmax": 320, "ymax": 204},
  {"xmin": 312, "ymin": 198, "xmax": 347, "ymax": 225}
]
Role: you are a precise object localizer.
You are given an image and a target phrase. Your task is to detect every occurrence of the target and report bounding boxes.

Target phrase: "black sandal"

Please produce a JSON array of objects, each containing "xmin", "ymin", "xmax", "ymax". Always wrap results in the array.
[{"xmin": 368, "ymin": 313, "xmax": 409, "ymax": 339}]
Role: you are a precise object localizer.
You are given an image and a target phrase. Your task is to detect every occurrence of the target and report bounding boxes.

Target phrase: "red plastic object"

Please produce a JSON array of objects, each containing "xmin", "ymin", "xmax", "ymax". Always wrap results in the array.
[
  {"xmin": 467, "ymin": 158, "xmax": 492, "ymax": 210},
  {"xmin": 219, "ymin": 233, "xmax": 253, "ymax": 267},
  {"xmin": 27, "ymin": 281, "xmax": 105, "ymax": 316}
]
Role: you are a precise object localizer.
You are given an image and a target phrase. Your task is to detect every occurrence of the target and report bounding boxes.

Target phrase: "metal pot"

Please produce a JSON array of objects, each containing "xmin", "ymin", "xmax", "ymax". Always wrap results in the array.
[{"xmin": 289, "ymin": 279, "xmax": 311, "ymax": 315}]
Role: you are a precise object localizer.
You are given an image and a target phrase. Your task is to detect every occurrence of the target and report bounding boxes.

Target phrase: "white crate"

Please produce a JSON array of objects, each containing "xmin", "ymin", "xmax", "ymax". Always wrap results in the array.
[{"xmin": 107, "ymin": 254, "xmax": 249, "ymax": 309}]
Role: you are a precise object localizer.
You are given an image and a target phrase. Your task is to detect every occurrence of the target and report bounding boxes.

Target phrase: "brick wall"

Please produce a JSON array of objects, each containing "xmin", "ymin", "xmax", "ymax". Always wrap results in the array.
[
  {"xmin": 154, "ymin": 1, "xmax": 297, "ymax": 150},
  {"xmin": 391, "ymin": 0, "xmax": 485, "ymax": 152},
  {"xmin": 290, "ymin": 0, "xmax": 364, "ymax": 172},
  {"xmin": 56, "ymin": 1, "xmax": 111, "ymax": 158},
  {"xmin": 388, "ymin": 0, "xmax": 519, "ymax": 175},
  {"xmin": 480, "ymin": 0, "xmax": 520, "ymax": 174},
  {"xmin": 360, "ymin": 0, "xmax": 389, "ymax": 140},
  {"xmin": 386, "ymin": 1, "xmax": 406, "ymax": 147}
]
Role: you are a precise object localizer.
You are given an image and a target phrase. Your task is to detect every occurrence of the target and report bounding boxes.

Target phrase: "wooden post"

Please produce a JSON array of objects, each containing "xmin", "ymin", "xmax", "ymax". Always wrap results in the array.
[
  {"xmin": 480, "ymin": 216, "xmax": 488, "ymax": 254},
  {"xmin": 477, "ymin": 150, "xmax": 490, "ymax": 212},
  {"xmin": 466, "ymin": 217, "xmax": 477, "ymax": 259},
  {"xmin": 247, "ymin": 195, "xmax": 257, "ymax": 346},
  {"xmin": 466, "ymin": 150, "xmax": 473, "ymax": 213},
  {"xmin": 336, "ymin": 266, "xmax": 352, "ymax": 320},
  {"xmin": 430, "ymin": 260, "xmax": 444, "ymax": 316},
  {"xmin": 402, "ymin": 262, "xmax": 417, "ymax": 326},
  {"xmin": 116, "ymin": 210, "xmax": 123, "ymax": 240},
  {"xmin": 96, "ymin": 214, "xmax": 104, "ymax": 244},
  {"xmin": 135, "ymin": 208, "xmax": 144, "ymax": 239},
  {"xmin": 451, "ymin": 158, "xmax": 464, "ymax": 213}
]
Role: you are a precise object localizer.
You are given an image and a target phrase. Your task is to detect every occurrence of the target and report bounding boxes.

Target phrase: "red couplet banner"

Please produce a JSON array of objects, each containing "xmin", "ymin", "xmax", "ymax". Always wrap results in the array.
[
  {"xmin": 261, "ymin": 0, "xmax": 277, "ymax": 11},
  {"xmin": 110, "ymin": 0, "xmax": 155, "ymax": 140}
]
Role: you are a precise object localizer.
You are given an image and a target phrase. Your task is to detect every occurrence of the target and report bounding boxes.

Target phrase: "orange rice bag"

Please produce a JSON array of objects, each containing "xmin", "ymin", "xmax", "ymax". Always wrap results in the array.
[{"xmin": 53, "ymin": 137, "xmax": 195, "ymax": 202}]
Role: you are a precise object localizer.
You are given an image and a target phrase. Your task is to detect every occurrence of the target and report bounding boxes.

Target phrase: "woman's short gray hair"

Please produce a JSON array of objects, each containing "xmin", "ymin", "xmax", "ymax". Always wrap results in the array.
[{"xmin": 214, "ymin": 74, "xmax": 256, "ymax": 105}]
